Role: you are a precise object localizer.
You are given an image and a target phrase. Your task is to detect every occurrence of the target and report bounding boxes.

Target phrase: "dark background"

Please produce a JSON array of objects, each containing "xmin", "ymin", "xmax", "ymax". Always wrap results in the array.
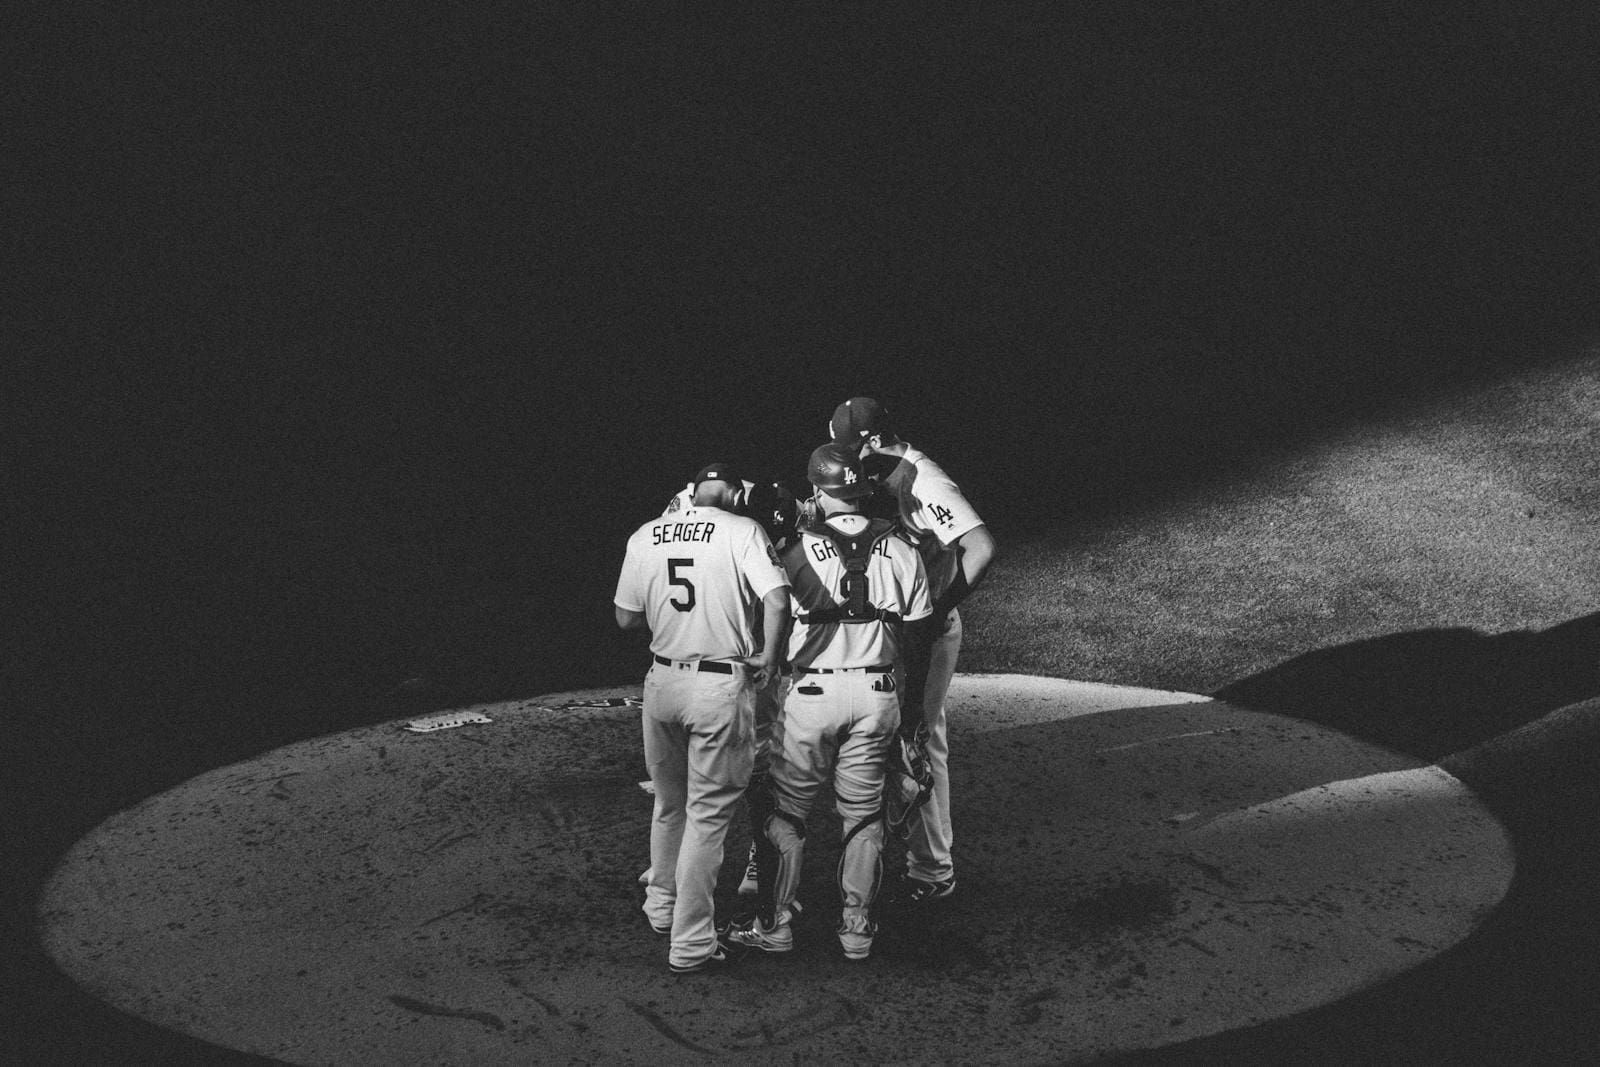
[{"xmin": 6, "ymin": 2, "xmax": 1599, "ymax": 1062}]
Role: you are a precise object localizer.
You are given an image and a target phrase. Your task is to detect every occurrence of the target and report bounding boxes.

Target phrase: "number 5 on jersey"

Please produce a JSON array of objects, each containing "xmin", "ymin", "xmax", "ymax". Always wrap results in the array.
[{"xmin": 668, "ymin": 558, "xmax": 696, "ymax": 612}]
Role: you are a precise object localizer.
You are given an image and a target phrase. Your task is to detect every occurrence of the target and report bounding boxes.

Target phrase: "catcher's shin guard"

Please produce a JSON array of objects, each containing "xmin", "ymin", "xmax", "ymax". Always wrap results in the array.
[
  {"xmin": 837, "ymin": 811, "xmax": 885, "ymax": 912},
  {"xmin": 749, "ymin": 776, "xmax": 805, "ymax": 925},
  {"xmin": 758, "ymin": 811, "xmax": 806, "ymax": 925}
]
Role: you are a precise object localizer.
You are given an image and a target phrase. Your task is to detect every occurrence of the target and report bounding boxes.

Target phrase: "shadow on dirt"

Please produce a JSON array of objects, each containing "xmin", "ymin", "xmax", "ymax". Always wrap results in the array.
[
  {"xmin": 1132, "ymin": 618, "xmax": 1600, "ymax": 1066},
  {"xmin": 1214, "ymin": 613, "xmax": 1600, "ymax": 762},
  {"xmin": 1442, "ymin": 695, "xmax": 1600, "ymax": 826}
]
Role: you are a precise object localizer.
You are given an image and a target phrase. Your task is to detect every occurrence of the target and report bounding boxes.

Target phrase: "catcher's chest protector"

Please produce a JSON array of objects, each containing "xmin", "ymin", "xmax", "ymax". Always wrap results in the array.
[{"xmin": 806, "ymin": 518, "xmax": 901, "ymax": 624}]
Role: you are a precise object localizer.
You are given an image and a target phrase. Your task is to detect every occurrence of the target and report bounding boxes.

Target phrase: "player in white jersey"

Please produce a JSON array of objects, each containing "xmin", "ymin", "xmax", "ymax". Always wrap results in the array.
[
  {"xmin": 643, "ymin": 476, "xmax": 800, "ymax": 897},
  {"xmin": 614, "ymin": 462, "xmax": 790, "ymax": 974},
  {"xmin": 725, "ymin": 442, "xmax": 933, "ymax": 961},
  {"xmin": 663, "ymin": 477, "xmax": 801, "ymax": 776},
  {"xmin": 829, "ymin": 397, "xmax": 997, "ymax": 905}
]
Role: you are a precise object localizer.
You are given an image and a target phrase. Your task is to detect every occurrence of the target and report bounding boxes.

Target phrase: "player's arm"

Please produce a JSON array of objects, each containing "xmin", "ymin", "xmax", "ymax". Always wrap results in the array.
[
  {"xmin": 897, "ymin": 551, "xmax": 936, "ymax": 738},
  {"xmin": 899, "ymin": 616, "xmax": 935, "ymax": 737},
  {"xmin": 737, "ymin": 519, "xmax": 792, "ymax": 688},
  {"xmin": 933, "ymin": 524, "xmax": 997, "ymax": 619},
  {"xmin": 752, "ymin": 586, "xmax": 790, "ymax": 689},
  {"xmin": 614, "ymin": 542, "xmax": 649, "ymax": 631}
]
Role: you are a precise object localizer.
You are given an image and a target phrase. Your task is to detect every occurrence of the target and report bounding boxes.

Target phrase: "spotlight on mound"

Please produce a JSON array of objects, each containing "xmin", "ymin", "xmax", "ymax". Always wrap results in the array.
[{"xmin": 39, "ymin": 675, "xmax": 1513, "ymax": 1065}]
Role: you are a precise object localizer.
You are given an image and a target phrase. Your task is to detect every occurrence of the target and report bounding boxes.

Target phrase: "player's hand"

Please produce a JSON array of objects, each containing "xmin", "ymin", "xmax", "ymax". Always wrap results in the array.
[
  {"xmin": 747, "ymin": 658, "xmax": 777, "ymax": 689},
  {"xmin": 897, "ymin": 718, "xmax": 929, "ymax": 746}
]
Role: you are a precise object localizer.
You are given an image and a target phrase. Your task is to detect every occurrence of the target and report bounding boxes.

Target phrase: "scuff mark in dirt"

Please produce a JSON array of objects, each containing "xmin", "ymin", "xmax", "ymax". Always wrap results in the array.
[
  {"xmin": 419, "ymin": 892, "xmax": 490, "ymax": 927},
  {"xmin": 1175, "ymin": 935, "xmax": 1218, "ymax": 957},
  {"xmin": 387, "ymin": 994, "xmax": 505, "ymax": 1030},
  {"xmin": 422, "ymin": 829, "xmax": 480, "ymax": 854},
  {"xmin": 229, "ymin": 771, "xmax": 304, "ymax": 795},
  {"xmin": 1172, "ymin": 852, "xmax": 1243, "ymax": 890},
  {"xmin": 1097, "ymin": 728, "xmax": 1240, "ymax": 753},
  {"xmin": 621, "ymin": 999, "xmax": 718, "ymax": 1055},
  {"xmin": 1013, "ymin": 985, "xmax": 1059, "ymax": 1024},
  {"xmin": 523, "ymin": 991, "xmax": 560, "ymax": 1016}
]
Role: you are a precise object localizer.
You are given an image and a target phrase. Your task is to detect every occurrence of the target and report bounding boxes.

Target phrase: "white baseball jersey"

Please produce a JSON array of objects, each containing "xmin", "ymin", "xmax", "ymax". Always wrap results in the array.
[
  {"xmin": 877, "ymin": 445, "xmax": 985, "ymax": 602},
  {"xmin": 615, "ymin": 506, "xmax": 789, "ymax": 662},
  {"xmin": 782, "ymin": 514, "xmax": 932, "ymax": 671}
]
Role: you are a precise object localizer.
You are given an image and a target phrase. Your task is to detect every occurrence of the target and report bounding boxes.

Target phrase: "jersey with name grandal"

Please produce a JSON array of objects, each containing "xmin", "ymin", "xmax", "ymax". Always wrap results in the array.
[
  {"xmin": 615, "ymin": 506, "xmax": 789, "ymax": 662},
  {"xmin": 878, "ymin": 445, "xmax": 985, "ymax": 602},
  {"xmin": 782, "ymin": 514, "xmax": 932, "ymax": 671}
]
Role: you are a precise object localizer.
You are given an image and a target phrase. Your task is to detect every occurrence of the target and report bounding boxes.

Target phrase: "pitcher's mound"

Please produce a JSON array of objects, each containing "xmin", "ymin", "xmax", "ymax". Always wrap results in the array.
[{"xmin": 39, "ymin": 675, "xmax": 1512, "ymax": 1065}]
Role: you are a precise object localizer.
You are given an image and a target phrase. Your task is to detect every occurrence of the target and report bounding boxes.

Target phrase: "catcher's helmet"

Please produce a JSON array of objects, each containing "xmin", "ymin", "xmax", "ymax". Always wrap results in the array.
[{"xmin": 807, "ymin": 441, "xmax": 873, "ymax": 500}]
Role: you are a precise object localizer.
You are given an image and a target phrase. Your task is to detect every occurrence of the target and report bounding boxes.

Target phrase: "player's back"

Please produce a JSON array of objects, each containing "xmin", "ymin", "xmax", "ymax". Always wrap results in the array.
[
  {"xmin": 782, "ymin": 514, "xmax": 930, "ymax": 670},
  {"xmin": 876, "ymin": 446, "xmax": 983, "ymax": 599},
  {"xmin": 623, "ymin": 506, "xmax": 776, "ymax": 662}
]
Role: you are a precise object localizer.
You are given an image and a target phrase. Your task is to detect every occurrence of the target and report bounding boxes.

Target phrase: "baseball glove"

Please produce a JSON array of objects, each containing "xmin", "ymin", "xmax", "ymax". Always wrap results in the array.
[
  {"xmin": 884, "ymin": 725, "xmax": 933, "ymax": 839},
  {"xmin": 744, "ymin": 481, "xmax": 800, "ymax": 551}
]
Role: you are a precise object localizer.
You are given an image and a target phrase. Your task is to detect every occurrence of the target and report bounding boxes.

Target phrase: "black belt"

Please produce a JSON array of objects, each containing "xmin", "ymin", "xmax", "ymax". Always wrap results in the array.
[
  {"xmin": 795, "ymin": 665, "xmax": 892, "ymax": 675},
  {"xmin": 654, "ymin": 655, "xmax": 735, "ymax": 674}
]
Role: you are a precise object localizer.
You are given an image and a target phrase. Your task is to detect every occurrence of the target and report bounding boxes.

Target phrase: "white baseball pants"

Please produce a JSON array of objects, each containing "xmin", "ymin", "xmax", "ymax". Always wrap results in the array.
[
  {"xmin": 639, "ymin": 660, "xmax": 756, "ymax": 971},
  {"xmin": 766, "ymin": 669, "xmax": 900, "ymax": 920},
  {"xmin": 904, "ymin": 607, "xmax": 961, "ymax": 884}
]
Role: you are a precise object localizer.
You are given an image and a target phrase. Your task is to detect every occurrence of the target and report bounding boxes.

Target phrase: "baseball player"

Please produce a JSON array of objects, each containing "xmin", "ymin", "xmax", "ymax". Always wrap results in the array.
[
  {"xmin": 829, "ymin": 397, "xmax": 997, "ymax": 905},
  {"xmin": 725, "ymin": 442, "xmax": 933, "ymax": 961},
  {"xmin": 614, "ymin": 462, "xmax": 791, "ymax": 974},
  {"xmin": 640, "ymin": 476, "xmax": 799, "ymax": 897}
]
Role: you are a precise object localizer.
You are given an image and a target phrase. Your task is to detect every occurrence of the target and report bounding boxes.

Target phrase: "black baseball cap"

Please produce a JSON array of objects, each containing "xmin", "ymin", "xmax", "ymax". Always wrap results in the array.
[
  {"xmin": 693, "ymin": 462, "xmax": 744, "ymax": 487},
  {"xmin": 829, "ymin": 397, "xmax": 889, "ymax": 446}
]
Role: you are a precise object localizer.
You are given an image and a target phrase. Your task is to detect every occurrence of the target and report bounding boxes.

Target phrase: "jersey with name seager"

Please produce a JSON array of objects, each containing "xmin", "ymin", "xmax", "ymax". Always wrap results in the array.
[
  {"xmin": 876, "ymin": 445, "xmax": 985, "ymax": 602},
  {"xmin": 782, "ymin": 513, "xmax": 932, "ymax": 671},
  {"xmin": 615, "ymin": 506, "xmax": 789, "ymax": 663}
]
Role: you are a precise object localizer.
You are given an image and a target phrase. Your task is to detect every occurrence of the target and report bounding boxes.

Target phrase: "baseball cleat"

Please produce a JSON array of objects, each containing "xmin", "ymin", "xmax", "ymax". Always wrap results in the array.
[
  {"xmin": 737, "ymin": 843, "xmax": 759, "ymax": 896},
  {"xmin": 724, "ymin": 905, "xmax": 798, "ymax": 953},
  {"xmin": 668, "ymin": 945, "xmax": 737, "ymax": 975},
  {"xmin": 837, "ymin": 914, "xmax": 876, "ymax": 960},
  {"xmin": 896, "ymin": 875, "xmax": 956, "ymax": 905}
]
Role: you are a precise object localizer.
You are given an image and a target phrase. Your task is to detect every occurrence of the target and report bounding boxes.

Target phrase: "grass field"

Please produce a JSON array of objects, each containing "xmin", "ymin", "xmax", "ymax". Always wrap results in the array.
[{"xmin": 968, "ymin": 348, "xmax": 1600, "ymax": 734}]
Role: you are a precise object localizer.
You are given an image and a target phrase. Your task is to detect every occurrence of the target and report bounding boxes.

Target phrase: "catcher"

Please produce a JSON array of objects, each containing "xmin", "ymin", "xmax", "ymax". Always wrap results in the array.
[{"xmin": 725, "ymin": 442, "xmax": 936, "ymax": 962}]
